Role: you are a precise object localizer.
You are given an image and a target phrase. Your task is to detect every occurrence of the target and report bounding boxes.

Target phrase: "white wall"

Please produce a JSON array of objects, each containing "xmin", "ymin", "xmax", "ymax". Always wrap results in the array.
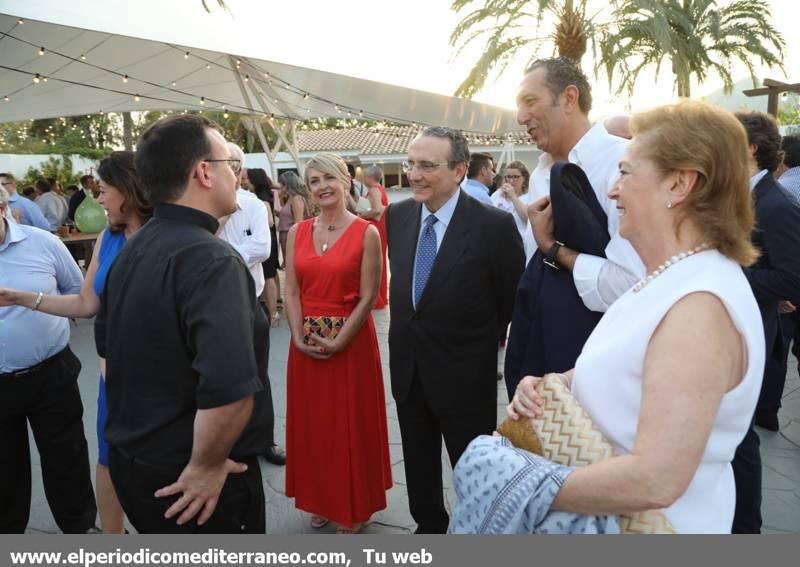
[{"xmin": 0, "ymin": 154, "xmax": 99, "ymax": 179}]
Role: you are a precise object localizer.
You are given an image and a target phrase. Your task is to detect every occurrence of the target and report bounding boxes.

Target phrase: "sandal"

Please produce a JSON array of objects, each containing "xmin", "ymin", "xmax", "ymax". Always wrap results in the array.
[
  {"xmin": 311, "ymin": 515, "xmax": 329, "ymax": 529},
  {"xmin": 336, "ymin": 522, "xmax": 364, "ymax": 535}
]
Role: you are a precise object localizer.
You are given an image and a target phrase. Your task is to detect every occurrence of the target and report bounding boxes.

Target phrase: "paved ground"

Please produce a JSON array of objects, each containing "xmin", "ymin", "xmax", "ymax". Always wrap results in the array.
[{"xmin": 25, "ymin": 301, "xmax": 800, "ymax": 534}]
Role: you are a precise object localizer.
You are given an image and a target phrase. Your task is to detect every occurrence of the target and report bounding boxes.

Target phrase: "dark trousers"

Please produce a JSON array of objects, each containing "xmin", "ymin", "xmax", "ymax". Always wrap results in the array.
[
  {"xmin": 758, "ymin": 312, "xmax": 799, "ymax": 416},
  {"xmin": 109, "ymin": 449, "xmax": 265, "ymax": 534},
  {"xmin": 260, "ymin": 302, "xmax": 276, "ymax": 447},
  {"xmin": 732, "ymin": 424, "xmax": 762, "ymax": 533},
  {"xmin": 0, "ymin": 347, "xmax": 97, "ymax": 533},
  {"xmin": 396, "ymin": 373, "xmax": 496, "ymax": 534}
]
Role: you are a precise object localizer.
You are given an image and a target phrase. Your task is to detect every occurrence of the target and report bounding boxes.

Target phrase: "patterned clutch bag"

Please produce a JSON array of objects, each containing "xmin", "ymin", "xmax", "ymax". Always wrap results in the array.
[
  {"xmin": 496, "ymin": 373, "xmax": 676, "ymax": 534},
  {"xmin": 302, "ymin": 316, "xmax": 347, "ymax": 345}
]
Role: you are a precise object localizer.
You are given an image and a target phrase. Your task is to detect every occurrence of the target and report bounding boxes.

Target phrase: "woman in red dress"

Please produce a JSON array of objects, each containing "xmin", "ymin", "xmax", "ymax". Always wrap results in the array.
[
  {"xmin": 284, "ymin": 152, "xmax": 392, "ymax": 534},
  {"xmin": 360, "ymin": 165, "xmax": 390, "ymax": 309}
]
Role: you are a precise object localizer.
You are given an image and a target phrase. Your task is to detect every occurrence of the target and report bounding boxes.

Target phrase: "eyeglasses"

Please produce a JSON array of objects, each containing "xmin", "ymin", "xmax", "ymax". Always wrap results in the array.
[
  {"xmin": 504, "ymin": 174, "xmax": 522, "ymax": 181},
  {"xmin": 402, "ymin": 160, "xmax": 450, "ymax": 174},
  {"xmin": 203, "ymin": 158, "xmax": 241, "ymax": 175}
]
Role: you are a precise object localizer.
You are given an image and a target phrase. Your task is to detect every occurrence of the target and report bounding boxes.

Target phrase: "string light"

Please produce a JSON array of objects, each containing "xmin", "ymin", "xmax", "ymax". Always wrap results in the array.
[
  {"xmin": 33, "ymin": 73, "xmax": 41, "ymax": 83},
  {"xmin": 3, "ymin": 96, "xmax": 8, "ymax": 102},
  {"xmin": 42, "ymin": 77, "xmax": 47, "ymax": 82},
  {"xmin": 80, "ymin": 54, "xmax": 86, "ymax": 60},
  {"xmin": 200, "ymin": 96, "xmax": 205, "ymax": 105},
  {"xmin": 171, "ymin": 81, "xmax": 177, "ymax": 87},
  {"xmin": 236, "ymin": 59, "xmax": 241, "ymax": 67},
  {"xmin": 184, "ymin": 51, "xmax": 190, "ymax": 59},
  {"xmin": 122, "ymin": 74, "xmax": 129, "ymax": 83},
  {"xmin": 223, "ymin": 112, "xmax": 229, "ymax": 118},
  {"xmin": 134, "ymin": 94, "xmax": 141, "ymax": 101},
  {"xmin": 206, "ymin": 63, "xmax": 211, "ymax": 69},
  {"xmin": 17, "ymin": 19, "xmax": 23, "ymax": 24},
  {"xmin": 303, "ymin": 93, "xmax": 309, "ymax": 100},
  {"xmin": 244, "ymin": 74, "xmax": 249, "ymax": 82},
  {"xmin": 38, "ymin": 47, "xmax": 45, "ymax": 56}
]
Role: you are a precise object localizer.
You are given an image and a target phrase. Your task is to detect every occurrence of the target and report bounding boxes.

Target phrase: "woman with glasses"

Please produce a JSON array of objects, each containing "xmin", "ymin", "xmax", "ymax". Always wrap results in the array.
[
  {"xmin": 284, "ymin": 152, "xmax": 392, "ymax": 534},
  {"xmin": 492, "ymin": 161, "xmax": 535, "ymax": 263}
]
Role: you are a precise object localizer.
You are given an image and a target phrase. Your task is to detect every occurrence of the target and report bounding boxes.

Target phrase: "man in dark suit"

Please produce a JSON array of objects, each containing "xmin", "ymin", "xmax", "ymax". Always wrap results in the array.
[
  {"xmin": 732, "ymin": 111, "xmax": 800, "ymax": 533},
  {"xmin": 67, "ymin": 175, "xmax": 96, "ymax": 221},
  {"xmin": 386, "ymin": 126, "xmax": 525, "ymax": 534}
]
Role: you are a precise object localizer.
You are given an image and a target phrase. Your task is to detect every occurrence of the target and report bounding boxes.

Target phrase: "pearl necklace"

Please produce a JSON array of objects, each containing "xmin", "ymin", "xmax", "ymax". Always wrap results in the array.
[{"xmin": 632, "ymin": 243, "xmax": 710, "ymax": 292}]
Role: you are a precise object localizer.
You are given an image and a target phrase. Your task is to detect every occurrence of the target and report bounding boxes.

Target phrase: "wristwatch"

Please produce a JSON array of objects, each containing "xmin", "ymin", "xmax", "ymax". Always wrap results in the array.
[{"xmin": 543, "ymin": 240, "xmax": 564, "ymax": 270}]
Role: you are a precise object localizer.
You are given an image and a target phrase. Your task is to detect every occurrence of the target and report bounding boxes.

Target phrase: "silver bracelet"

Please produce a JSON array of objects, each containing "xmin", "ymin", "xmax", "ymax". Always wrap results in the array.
[{"xmin": 32, "ymin": 291, "xmax": 44, "ymax": 311}]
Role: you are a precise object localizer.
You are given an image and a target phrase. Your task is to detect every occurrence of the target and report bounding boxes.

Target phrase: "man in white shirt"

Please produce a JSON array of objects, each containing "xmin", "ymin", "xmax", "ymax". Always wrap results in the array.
[
  {"xmin": 517, "ymin": 57, "xmax": 644, "ymax": 312},
  {"xmin": 217, "ymin": 142, "xmax": 285, "ymax": 467}
]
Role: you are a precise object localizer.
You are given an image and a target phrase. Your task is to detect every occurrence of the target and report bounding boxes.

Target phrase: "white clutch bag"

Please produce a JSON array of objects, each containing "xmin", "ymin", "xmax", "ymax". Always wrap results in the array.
[
  {"xmin": 497, "ymin": 373, "xmax": 676, "ymax": 534},
  {"xmin": 355, "ymin": 196, "xmax": 372, "ymax": 214}
]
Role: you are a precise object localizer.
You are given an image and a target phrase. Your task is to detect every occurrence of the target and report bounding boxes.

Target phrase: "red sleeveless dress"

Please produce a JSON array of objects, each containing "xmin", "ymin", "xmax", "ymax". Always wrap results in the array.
[
  {"xmin": 285, "ymin": 217, "xmax": 392, "ymax": 527},
  {"xmin": 367, "ymin": 184, "xmax": 390, "ymax": 309}
]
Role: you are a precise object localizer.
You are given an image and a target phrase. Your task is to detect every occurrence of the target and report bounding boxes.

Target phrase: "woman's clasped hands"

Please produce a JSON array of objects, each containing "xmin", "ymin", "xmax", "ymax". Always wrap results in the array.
[{"xmin": 507, "ymin": 375, "xmax": 545, "ymax": 420}]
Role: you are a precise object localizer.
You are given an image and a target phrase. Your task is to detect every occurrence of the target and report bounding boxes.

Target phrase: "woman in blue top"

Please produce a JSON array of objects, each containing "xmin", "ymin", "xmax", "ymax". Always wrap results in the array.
[{"xmin": 0, "ymin": 151, "xmax": 151, "ymax": 533}]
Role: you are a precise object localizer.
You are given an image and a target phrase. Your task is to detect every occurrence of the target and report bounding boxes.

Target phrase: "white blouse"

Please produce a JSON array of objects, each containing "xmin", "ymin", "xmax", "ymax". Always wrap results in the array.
[{"xmin": 572, "ymin": 249, "xmax": 764, "ymax": 533}]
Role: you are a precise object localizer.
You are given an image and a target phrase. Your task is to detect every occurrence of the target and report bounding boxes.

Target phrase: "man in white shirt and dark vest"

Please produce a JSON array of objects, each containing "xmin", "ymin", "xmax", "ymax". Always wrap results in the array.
[{"xmin": 218, "ymin": 142, "xmax": 285, "ymax": 467}]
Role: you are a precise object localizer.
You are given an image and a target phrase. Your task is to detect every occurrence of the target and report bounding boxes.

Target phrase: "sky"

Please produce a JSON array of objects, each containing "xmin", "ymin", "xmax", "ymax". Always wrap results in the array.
[{"xmin": 1, "ymin": 0, "xmax": 798, "ymax": 120}]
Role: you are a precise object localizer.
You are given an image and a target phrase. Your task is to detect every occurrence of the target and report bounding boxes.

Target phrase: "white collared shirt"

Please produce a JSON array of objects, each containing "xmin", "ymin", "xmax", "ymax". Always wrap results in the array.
[
  {"xmin": 218, "ymin": 188, "xmax": 271, "ymax": 297},
  {"xmin": 412, "ymin": 187, "xmax": 461, "ymax": 307},
  {"xmin": 531, "ymin": 123, "xmax": 645, "ymax": 312},
  {"xmin": 750, "ymin": 169, "xmax": 768, "ymax": 191}
]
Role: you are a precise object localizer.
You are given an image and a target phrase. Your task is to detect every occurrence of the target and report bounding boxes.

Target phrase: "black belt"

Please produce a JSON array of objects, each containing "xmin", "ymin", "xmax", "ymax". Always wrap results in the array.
[{"xmin": 0, "ymin": 347, "xmax": 66, "ymax": 379}]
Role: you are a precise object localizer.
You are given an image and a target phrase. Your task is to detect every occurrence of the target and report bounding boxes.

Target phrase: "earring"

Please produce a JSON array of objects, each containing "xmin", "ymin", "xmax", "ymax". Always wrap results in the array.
[{"xmin": 666, "ymin": 201, "xmax": 672, "ymax": 209}]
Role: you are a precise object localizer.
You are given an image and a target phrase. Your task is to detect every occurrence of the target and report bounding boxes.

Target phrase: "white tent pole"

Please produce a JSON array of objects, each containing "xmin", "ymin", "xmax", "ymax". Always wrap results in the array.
[
  {"xmin": 241, "ymin": 74, "xmax": 304, "ymax": 174},
  {"xmin": 230, "ymin": 56, "xmax": 276, "ymax": 177}
]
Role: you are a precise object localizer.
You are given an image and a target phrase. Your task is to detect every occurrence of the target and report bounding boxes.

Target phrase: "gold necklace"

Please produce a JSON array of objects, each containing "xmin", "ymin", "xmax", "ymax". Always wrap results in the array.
[{"xmin": 315, "ymin": 218, "xmax": 341, "ymax": 253}]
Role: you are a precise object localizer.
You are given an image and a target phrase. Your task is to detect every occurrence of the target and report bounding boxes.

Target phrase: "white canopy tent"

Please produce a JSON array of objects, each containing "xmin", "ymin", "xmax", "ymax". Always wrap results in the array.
[{"xmin": 0, "ymin": 3, "xmax": 523, "ymax": 169}]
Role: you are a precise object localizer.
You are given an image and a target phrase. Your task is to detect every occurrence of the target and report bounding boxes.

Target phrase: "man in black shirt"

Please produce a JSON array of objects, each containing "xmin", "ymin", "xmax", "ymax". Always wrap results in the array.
[{"xmin": 96, "ymin": 114, "xmax": 269, "ymax": 533}]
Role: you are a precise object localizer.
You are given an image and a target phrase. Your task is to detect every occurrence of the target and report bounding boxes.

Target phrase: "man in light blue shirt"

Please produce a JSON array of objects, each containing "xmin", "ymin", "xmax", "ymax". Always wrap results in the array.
[
  {"xmin": 0, "ymin": 172, "xmax": 49, "ymax": 231},
  {"xmin": 778, "ymin": 135, "xmax": 800, "ymax": 202},
  {"xmin": 0, "ymin": 186, "xmax": 97, "ymax": 533},
  {"xmin": 461, "ymin": 152, "xmax": 495, "ymax": 205}
]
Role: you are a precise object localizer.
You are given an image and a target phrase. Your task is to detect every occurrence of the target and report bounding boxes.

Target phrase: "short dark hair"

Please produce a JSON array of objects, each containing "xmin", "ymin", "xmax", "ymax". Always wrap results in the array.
[
  {"xmin": 420, "ymin": 126, "xmax": 470, "ymax": 166},
  {"xmin": 782, "ymin": 135, "xmax": 800, "ymax": 169},
  {"xmin": 735, "ymin": 111, "xmax": 782, "ymax": 173},
  {"xmin": 22, "ymin": 186, "xmax": 37, "ymax": 198},
  {"xmin": 35, "ymin": 178, "xmax": 52, "ymax": 193},
  {"xmin": 0, "ymin": 172, "xmax": 15, "ymax": 183},
  {"xmin": 80, "ymin": 174, "xmax": 94, "ymax": 187},
  {"xmin": 525, "ymin": 57, "xmax": 592, "ymax": 114},
  {"xmin": 468, "ymin": 153, "xmax": 494, "ymax": 179},
  {"xmin": 97, "ymin": 151, "xmax": 152, "ymax": 229},
  {"xmin": 135, "ymin": 114, "xmax": 220, "ymax": 204}
]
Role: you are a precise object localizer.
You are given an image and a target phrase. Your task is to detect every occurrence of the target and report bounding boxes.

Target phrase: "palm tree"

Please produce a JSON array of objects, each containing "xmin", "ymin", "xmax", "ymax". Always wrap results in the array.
[
  {"xmin": 450, "ymin": 0, "xmax": 599, "ymax": 98},
  {"xmin": 201, "ymin": 0, "xmax": 228, "ymax": 12},
  {"xmin": 599, "ymin": 0, "xmax": 785, "ymax": 98}
]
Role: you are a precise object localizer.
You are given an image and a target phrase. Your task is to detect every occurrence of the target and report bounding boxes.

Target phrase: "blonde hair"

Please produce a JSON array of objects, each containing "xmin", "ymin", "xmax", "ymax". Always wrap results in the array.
[
  {"xmin": 631, "ymin": 100, "xmax": 758, "ymax": 266},
  {"xmin": 304, "ymin": 152, "xmax": 350, "ymax": 189}
]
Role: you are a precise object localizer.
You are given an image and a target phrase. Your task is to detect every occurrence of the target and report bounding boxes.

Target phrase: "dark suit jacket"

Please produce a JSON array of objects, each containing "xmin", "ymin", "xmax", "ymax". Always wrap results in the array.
[
  {"xmin": 68, "ymin": 189, "xmax": 86, "ymax": 221},
  {"xmin": 504, "ymin": 162, "xmax": 609, "ymax": 396},
  {"xmin": 386, "ymin": 191, "xmax": 525, "ymax": 414},
  {"xmin": 746, "ymin": 173, "xmax": 800, "ymax": 360}
]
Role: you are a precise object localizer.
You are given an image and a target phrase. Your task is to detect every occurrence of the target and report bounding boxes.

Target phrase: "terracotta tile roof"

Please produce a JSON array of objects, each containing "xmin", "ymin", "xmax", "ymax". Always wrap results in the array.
[{"xmin": 296, "ymin": 126, "xmax": 532, "ymax": 155}]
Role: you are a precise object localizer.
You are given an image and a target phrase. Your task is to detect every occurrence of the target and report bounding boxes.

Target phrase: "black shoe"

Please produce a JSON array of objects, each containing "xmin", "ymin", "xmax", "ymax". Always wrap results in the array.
[
  {"xmin": 755, "ymin": 411, "xmax": 779, "ymax": 432},
  {"xmin": 264, "ymin": 444, "xmax": 286, "ymax": 466}
]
